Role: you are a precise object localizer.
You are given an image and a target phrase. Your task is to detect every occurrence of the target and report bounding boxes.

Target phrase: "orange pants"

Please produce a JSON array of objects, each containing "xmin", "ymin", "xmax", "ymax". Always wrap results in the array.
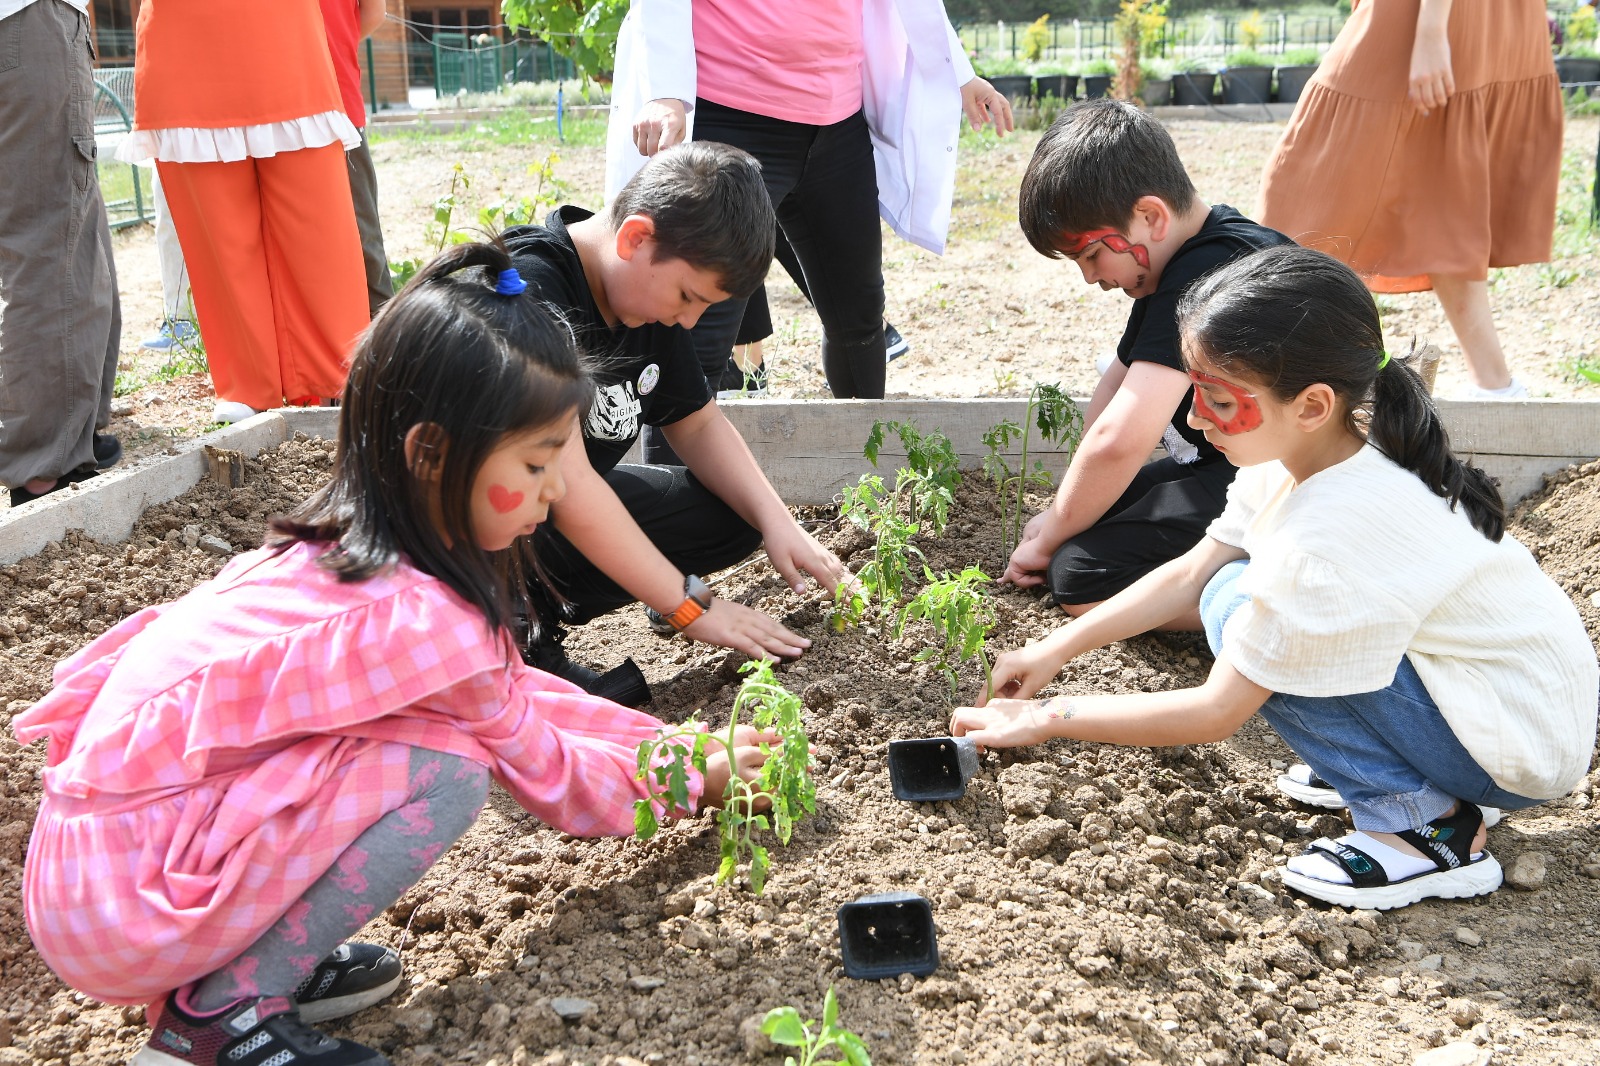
[{"xmin": 158, "ymin": 143, "xmax": 367, "ymax": 411}]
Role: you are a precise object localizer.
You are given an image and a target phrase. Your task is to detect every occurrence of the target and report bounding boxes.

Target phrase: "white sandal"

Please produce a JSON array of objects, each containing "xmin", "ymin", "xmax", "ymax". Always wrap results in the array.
[{"xmin": 1276, "ymin": 764, "xmax": 1502, "ymax": 826}]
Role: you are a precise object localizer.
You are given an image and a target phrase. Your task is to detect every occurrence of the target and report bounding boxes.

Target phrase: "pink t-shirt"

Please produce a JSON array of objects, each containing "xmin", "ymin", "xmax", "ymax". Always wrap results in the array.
[{"xmin": 693, "ymin": 0, "xmax": 865, "ymax": 125}]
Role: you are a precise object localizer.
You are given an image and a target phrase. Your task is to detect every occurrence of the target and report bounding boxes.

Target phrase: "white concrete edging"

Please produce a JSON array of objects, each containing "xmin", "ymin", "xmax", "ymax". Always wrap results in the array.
[{"xmin": 0, "ymin": 408, "xmax": 338, "ymax": 567}]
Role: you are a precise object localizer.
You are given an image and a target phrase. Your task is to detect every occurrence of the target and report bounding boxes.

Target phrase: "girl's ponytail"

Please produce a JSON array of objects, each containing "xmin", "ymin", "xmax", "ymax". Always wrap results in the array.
[{"xmin": 1367, "ymin": 350, "xmax": 1505, "ymax": 541}]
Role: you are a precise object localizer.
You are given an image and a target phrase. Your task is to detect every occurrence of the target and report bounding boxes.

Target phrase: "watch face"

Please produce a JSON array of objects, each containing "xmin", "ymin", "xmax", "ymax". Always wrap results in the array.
[{"xmin": 685, "ymin": 573, "xmax": 711, "ymax": 607}]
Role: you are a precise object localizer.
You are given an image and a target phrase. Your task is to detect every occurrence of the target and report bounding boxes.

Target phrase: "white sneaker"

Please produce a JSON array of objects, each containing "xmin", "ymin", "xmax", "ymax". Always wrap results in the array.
[
  {"xmin": 213, "ymin": 401, "xmax": 260, "ymax": 424},
  {"xmin": 1460, "ymin": 379, "xmax": 1528, "ymax": 400}
]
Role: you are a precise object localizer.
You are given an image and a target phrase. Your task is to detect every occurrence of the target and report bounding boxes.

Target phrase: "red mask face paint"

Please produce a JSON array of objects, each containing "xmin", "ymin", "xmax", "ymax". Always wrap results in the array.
[
  {"xmin": 1189, "ymin": 370, "xmax": 1263, "ymax": 435},
  {"xmin": 1059, "ymin": 227, "xmax": 1151, "ymax": 269}
]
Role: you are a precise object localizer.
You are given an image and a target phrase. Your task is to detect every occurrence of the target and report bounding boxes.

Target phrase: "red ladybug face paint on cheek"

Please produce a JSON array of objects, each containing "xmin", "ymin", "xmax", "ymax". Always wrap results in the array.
[
  {"xmin": 487, "ymin": 484, "xmax": 524, "ymax": 513},
  {"xmin": 1059, "ymin": 228, "xmax": 1152, "ymax": 270},
  {"xmin": 1189, "ymin": 370, "xmax": 1263, "ymax": 435}
]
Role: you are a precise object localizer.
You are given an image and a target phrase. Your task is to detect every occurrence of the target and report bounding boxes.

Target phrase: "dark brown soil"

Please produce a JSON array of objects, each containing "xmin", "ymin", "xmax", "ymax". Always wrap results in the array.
[{"xmin": 0, "ymin": 441, "xmax": 1597, "ymax": 1066}]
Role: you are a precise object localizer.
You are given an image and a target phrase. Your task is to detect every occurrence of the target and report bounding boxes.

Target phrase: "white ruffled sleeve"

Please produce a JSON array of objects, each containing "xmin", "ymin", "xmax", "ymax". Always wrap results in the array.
[{"xmin": 116, "ymin": 110, "xmax": 360, "ymax": 165}]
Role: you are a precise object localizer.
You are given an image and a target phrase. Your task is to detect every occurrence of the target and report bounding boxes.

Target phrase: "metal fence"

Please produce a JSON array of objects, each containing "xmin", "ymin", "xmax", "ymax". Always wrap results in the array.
[
  {"xmin": 90, "ymin": 73, "xmax": 152, "ymax": 231},
  {"xmin": 959, "ymin": 11, "xmax": 1348, "ymax": 67}
]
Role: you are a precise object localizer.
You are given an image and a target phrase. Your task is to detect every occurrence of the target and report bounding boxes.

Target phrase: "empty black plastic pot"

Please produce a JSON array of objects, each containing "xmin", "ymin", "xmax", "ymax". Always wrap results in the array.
[
  {"xmin": 837, "ymin": 892, "xmax": 939, "ymax": 980},
  {"xmin": 887, "ymin": 736, "xmax": 979, "ymax": 802}
]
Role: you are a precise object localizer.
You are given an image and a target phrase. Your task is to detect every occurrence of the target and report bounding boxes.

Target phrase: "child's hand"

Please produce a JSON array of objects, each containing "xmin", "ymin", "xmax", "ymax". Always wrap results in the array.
[
  {"xmin": 685, "ymin": 601, "xmax": 811, "ymax": 661},
  {"xmin": 950, "ymin": 699, "xmax": 1061, "ymax": 749},
  {"xmin": 761, "ymin": 523, "xmax": 850, "ymax": 599},
  {"xmin": 981, "ymin": 643, "xmax": 1063, "ymax": 704},
  {"xmin": 1001, "ymin": 513, "xmax": 1054, "ymax": 587},
  {"xmin": 701, "ymin": 725, "xmax": 781, "ymax": 809}
]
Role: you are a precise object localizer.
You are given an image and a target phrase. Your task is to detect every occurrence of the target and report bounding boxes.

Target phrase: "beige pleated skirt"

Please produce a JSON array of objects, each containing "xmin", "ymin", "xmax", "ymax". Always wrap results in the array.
[{"xmin": 1258, "ymin": 0, "xmax": 1562, "ymax": 293}]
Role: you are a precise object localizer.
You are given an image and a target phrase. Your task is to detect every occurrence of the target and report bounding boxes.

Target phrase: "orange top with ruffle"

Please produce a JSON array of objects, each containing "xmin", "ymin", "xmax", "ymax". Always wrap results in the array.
[{"xmin": 133, "ymin": 0, "xmax": 343, "ymax": 130}]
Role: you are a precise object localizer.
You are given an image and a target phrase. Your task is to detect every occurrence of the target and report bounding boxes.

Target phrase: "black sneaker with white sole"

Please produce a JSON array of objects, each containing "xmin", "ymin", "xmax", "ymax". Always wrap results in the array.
[
  {"xmin": 132, "ymin": 994, "xmax": 389, "ymax": 1066},
  {"xmin": 884, "ymin": 322, "xmax": 910, "ymax": 362},
  {"xmin": 294, "ymin": 942, "xmax": 403, "ymax": 1023}
]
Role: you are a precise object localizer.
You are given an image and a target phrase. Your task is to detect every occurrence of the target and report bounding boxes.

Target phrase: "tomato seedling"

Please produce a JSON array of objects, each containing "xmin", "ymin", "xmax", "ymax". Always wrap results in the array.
[
  {"xmin": 633, "ymin": 660, "xmax": 816, "ymax": 894},
  {"xmin": 838, "ymin": 473, "xmax": 923, "ymax": 623},
  {"xmin": 864, "ymin": 418, "xmax": 961, "ymax": 536},
  {"xmin": 761, "ymin": 986, "xmax": 872, "ymax": 1066},
  {"xmin": 982, "ymin": 382, "xmax": 1083, "ymax": 559},
  {"xmin": 897, "ymin": 565, "xmax": 997, "ymax": 700}
]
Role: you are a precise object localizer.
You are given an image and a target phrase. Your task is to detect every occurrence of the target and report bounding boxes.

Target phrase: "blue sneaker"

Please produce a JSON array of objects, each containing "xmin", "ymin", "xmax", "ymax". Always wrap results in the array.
[{"xmin": 141, "ymin": 319, "xmax": 199, "ymax": 352}]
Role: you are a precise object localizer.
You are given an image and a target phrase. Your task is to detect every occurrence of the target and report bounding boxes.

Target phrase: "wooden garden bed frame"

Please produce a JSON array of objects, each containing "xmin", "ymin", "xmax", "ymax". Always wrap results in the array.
[{"xmin": 1, "ymin": 399, "xmax": 1595, "ymax": 567}]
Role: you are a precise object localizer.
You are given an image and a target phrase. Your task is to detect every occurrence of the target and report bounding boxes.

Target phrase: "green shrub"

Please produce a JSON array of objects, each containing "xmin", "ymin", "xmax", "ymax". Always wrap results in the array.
[{"xmin": 1225, "ymin": 49, "xmax": 1274, "ymax": 69}]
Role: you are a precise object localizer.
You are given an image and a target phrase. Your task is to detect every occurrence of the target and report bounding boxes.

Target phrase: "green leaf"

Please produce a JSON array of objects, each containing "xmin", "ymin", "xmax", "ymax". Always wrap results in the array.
[
  {"xmin": 633, "ymin": 799, "xmax": 659, "ymax": 840},
  {"xmin": 761, "ymin": 1008, "xmax": 807, "ymax": 1047},
  {"xmin": 822, "ymin": 985, "xmax": 840, "ymax": 1028},
  {"xmin": 749, "ymin": 845, "xmax": 769, "ymax": 894},
  {"xmin": 835, "ymin": 1030, "xmax": 873, "ymax": 1065}
]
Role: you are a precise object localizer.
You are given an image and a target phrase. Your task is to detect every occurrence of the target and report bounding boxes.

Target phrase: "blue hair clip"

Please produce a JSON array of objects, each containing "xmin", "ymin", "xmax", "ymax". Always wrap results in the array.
[{"xmin": 494, "ymin": 268, "xmax": 527, "ymax": 296}]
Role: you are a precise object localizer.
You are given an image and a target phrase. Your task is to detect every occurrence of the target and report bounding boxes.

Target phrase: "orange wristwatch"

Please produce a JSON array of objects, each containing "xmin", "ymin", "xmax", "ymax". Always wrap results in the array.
[{"xmin": 665, "ymin": 573, "xmax": 713, "ymax": 631}]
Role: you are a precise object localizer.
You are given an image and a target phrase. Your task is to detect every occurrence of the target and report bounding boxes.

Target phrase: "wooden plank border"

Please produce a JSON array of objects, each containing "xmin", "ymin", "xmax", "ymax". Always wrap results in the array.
[
  {"xmin": 719, "ymin": 398, "xmax": 1600, "ymax": 508},
  {"xmin": 1, "ymin": 400, "xmax": 1594, "ymax": 566}
]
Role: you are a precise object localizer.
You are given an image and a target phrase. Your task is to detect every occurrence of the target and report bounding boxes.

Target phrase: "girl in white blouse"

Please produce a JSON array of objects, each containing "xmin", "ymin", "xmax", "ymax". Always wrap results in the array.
[{"xmin": 952, "ymin": 244, "xmax": 1597, "ymax": 911}]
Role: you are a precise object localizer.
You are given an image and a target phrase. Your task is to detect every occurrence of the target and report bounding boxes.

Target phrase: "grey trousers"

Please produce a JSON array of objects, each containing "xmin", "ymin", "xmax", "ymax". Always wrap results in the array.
[
  {"xmin": 347, "ymin": 129, "xmax": 392, "ymax": 317},
  {"xmin": 0, "ymin": 0, "xmax": 120, "ymax": 490}
]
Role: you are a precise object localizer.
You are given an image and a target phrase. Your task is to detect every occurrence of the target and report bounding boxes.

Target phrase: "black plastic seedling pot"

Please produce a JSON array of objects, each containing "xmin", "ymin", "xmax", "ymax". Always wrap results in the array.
[
  {"xmin": 837, "ymin": 892, "xmax": 939, "ymax": 980},
  {"xmin": 887, "ymin": 736, "xmax": 978, "ymax": 802}
]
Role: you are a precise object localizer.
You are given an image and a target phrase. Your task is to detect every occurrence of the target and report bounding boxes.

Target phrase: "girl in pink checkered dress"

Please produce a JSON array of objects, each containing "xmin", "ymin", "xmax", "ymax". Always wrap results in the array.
[{"xmin": 13, "ymin": 242, "xmax": 780, "ymax": 1066}]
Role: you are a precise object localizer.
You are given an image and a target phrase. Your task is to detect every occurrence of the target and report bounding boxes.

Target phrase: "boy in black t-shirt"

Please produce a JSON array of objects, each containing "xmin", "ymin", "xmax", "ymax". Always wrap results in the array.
[
  {"xmin": 501, "ymin": 142, "xmax": 848, "ymax": 697},
  {"xmin": 1002, "ymin": 99, "xmax": 1293, "ymax": 628}
]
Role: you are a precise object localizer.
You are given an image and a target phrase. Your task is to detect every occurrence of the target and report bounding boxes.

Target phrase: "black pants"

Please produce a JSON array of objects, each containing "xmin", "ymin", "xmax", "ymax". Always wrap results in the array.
[
  {"xmin": 532, "ymin": 463, "xmax": 763, "ymax": 626},
  {"xmin": 690, "ymin": 99, "xmax": 886, "ymax": 399},
  {"xmin": 1049, "ymin": 457, "xmax": 1236, "ymax": 606},
  {"xmin": 736, "ymin": 227, "xmax": 808, "ymax": 346}
]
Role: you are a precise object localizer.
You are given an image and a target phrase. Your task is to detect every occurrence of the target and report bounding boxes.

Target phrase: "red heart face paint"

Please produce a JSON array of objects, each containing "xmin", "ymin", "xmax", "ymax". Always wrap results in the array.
[
  {"xmin": 1059, "ymin": 227, "xmax": 1152, "ymax": 269},
  {"xmin": 487, "ymin": 484, "xmax": 525, "ymax": 513},
  {"xmin": 1189, "ymin": 370, "xmax": 1263, "ymax": 435}
]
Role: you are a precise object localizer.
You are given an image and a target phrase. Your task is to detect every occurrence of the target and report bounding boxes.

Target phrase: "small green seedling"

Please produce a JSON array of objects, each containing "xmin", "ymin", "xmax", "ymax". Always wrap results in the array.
[
  {"xmin": 633, "ymin": 660, "xmax": 816, "ymax": 894},
  {"xmin": 897, "ymin": 565, "xmax": 997, "ymax": 700},
  {"xmin": 982, "ymin": 382, "xmax": 1083, "ymax": 559},
  {"xmin": 761, "ymin": 986, "xmax": 872, "ymax": 1066},
  {"xmin": 864, "ymin": 419, "xmax": 961, "ymax": 536},
  {"xmin": 838, "ymin": 474, "xmax": 923, "ymax": 622}
]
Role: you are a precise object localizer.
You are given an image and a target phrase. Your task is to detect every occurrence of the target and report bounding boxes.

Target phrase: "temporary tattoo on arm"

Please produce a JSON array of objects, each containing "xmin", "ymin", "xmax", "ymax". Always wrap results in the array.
[
  {"xmin": 1041, "ymin": 696, "xmax": 1079, "ymax": 720},
  {"xmin": 1188, "ymin": 370, "xmax": 1263, "ymax": 435},
  {"xmin": 1059, "ymin": 228, "xmax": 1152, "ymax": 269}
]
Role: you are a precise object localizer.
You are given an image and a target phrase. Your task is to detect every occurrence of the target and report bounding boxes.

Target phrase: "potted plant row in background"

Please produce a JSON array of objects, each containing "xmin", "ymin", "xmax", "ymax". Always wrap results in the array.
[{"xmin": 1555, "ymin": 3, "xmax": 1600, "ymax": 94}]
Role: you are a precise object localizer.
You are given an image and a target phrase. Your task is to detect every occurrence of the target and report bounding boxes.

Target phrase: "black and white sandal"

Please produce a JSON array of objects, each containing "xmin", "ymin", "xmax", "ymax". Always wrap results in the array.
[
  {"xmin": 1276, "ymin": 764, "xmax": 1503, "ymax": 826},
  {"xmin": 1281, "ymin": 802, "xmax": 1503, "ymax": 910}
]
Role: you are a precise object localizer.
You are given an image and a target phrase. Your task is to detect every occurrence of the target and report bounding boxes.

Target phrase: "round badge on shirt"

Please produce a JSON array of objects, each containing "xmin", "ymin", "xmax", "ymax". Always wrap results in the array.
[{"xmin": 638, "ymin": 364, "xmax": 660, "ymax": 396}]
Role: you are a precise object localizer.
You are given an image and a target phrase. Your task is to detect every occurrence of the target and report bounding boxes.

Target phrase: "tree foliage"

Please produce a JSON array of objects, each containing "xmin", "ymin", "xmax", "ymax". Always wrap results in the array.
[{"xmin": 501, "ymin": 0, "xmax": 625, "ymax": 81}]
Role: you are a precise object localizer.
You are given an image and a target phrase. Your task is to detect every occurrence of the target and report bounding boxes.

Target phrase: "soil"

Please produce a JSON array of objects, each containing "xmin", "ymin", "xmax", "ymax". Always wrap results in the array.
[
  {"xmin": 2, "ymin": 109, "xmax": 1598, "ymax": 1063},
  {"xmin": 0, "ymin": 437, "xmax": 1598, "ymax": 1066},
  {"xmin": 22, "ymin": 113, "xmax": 1600, "ymax": 506}
]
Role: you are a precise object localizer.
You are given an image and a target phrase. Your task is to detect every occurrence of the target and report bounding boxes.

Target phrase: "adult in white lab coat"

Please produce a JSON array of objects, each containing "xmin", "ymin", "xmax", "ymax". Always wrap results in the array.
[{"xmin": 605, "ymin": 0, "xmax": 1010, "ymax": 404}]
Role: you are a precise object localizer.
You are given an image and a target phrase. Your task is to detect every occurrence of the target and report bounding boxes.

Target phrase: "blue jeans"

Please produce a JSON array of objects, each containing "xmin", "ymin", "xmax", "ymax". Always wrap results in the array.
[{"xmin": 1200, "ymin": 559, "xmax": 1539, "ymax": 832}]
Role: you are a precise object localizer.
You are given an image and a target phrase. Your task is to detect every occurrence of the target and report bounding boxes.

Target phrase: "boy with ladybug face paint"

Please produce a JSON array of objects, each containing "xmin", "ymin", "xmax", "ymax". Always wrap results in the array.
[{"xmin": 1004, "ymin": 100, "xmax": 1294, "ymax": 627}]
